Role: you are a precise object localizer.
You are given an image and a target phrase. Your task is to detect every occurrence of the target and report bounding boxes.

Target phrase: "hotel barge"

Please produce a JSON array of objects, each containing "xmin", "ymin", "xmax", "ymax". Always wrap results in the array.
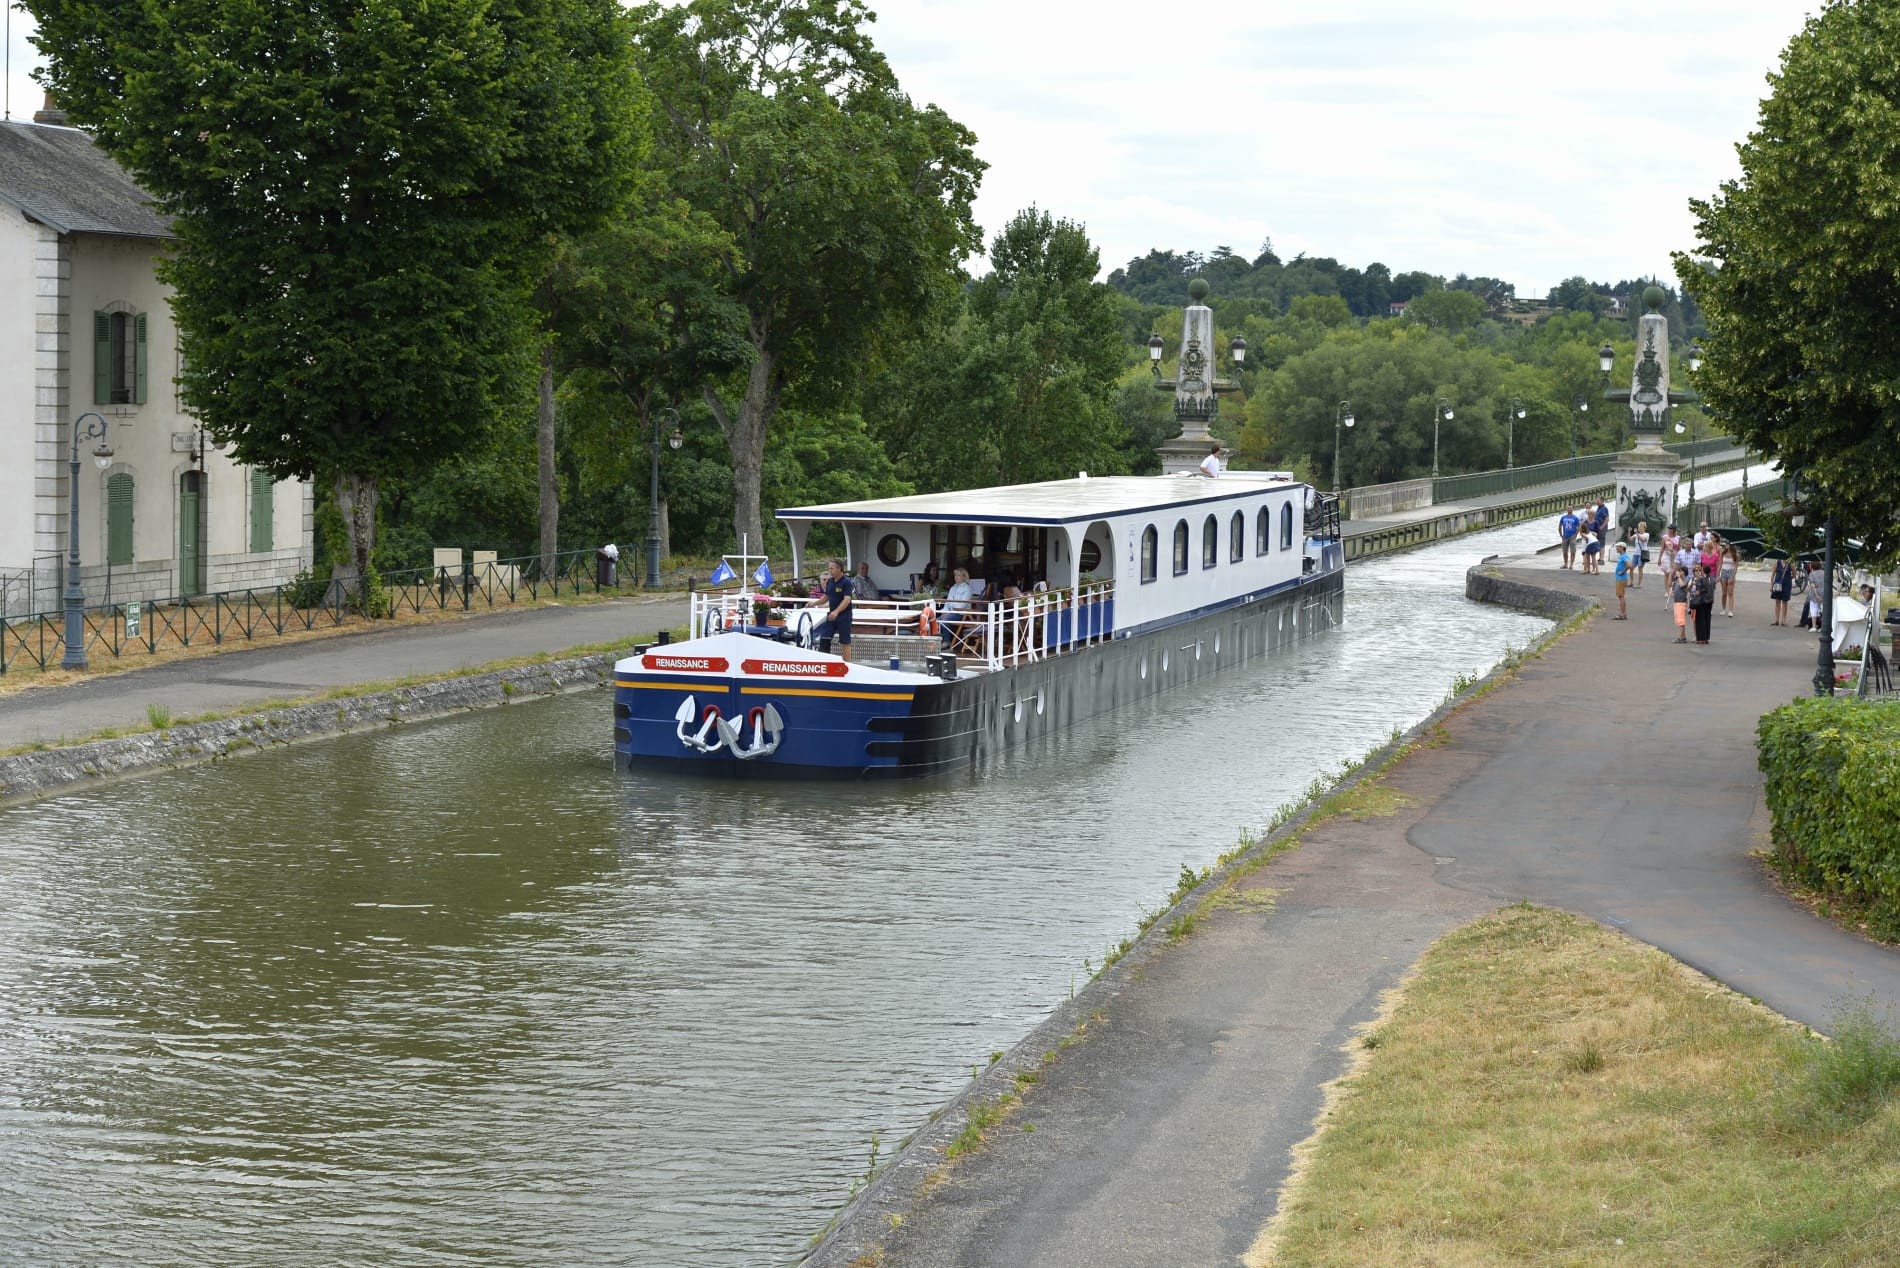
[{"xmin": 613, "ymin": 471, "xmax": 1345, "ymax": 778}]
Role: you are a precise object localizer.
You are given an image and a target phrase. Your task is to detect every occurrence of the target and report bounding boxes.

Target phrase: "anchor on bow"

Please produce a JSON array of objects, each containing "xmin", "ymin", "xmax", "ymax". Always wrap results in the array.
[
  {"xmin": 715, "ymin": 704, "xmax": 785, "ymax": 760},
  {"xmin": 673, "ymin": 697, "xmax": 726, "ymax": 753}
]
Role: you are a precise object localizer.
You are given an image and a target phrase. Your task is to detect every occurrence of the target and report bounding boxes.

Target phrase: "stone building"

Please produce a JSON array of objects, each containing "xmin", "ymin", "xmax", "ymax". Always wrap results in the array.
[{"xmin": 0, "ymin": 106, "xmax": 311, "ymax": 616}]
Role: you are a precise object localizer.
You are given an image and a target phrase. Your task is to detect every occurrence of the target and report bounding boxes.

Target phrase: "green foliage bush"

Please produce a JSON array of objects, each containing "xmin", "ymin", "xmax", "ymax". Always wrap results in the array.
[{"xmin": 1758, "ymin": 697, "xmax": 1900, "ymax": 928}]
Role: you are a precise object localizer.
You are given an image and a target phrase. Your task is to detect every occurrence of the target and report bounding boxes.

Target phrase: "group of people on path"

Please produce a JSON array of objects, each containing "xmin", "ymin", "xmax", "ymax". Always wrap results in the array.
[{"xmin": 1562, "ymin": 506, "xmax": 1748, "ymax": 646}]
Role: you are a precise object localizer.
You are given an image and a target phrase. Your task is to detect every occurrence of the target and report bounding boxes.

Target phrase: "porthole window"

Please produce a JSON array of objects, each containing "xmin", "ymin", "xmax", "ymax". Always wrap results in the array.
[
  {"xmin": 1256, "ymin": 506, "xmax": 1271, "ymax": 556},
  {"xmin": 1201, "ymin": 515, "xmax": 1218, "ymax": 569},
  {"xmin": 1079, "ymin": 539, "xmax": 1102, "ymax": 573},
  {"xmin": 1140, "ymin": 525, "xmax": 1158, "ymax": 583},
  {"xmin": 1172, "ymin": 520, "xmax": 1189, "ymax": 576},
  {"xmin": 1230, "ymin": 511, "xmax": 1244, "ymax": 563},
  {"xmin": 876, "ymin": 533, "xmax": 909, "ymax": 567},
  {"xmin": 1280, "ymin": 501, "xmax": 1295, "ymax": 551}
]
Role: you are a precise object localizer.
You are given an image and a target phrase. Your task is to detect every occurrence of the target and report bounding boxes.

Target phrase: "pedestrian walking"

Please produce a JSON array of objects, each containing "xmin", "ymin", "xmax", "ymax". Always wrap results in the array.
[
  {"xmin": 1558, "ymin": 507, "xmax": 1581, "ymax": 569},
  {"xmin": 1690, "ymin": 563, "xmax": 1715, "ymax": 644},
  {"xmin": 1632, "ymin": 521, "xmax": 1650, "ymax": 587},
  {"xmin": 1672, "ymin": 569, "xmax": 1690, "ymax": 643},
  {"xmin": 1769, "ymin": 556, "xmax": 1794, "ymax": 626},
  {"xmin": 1802, "ymin": 562, "xmax": 1825, "ymax": 630},
  {"xmin": 1612, "ymin": 542, "xmax": 1631, "ymax": 619},
  {"xmin": 1718, "ymin": 541, "xmax": 1739, "ymax": 617}
]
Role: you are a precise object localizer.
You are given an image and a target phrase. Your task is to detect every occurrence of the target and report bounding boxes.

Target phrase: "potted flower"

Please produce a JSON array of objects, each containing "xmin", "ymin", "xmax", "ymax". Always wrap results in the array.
[{"xmin": 752, "ymin": 597, "xmax": 774, "ymax": 625}]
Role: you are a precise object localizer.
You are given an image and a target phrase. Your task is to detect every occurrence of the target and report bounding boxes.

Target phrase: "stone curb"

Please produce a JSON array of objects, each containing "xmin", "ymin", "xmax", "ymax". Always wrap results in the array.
[
  {"xmin": 798, "ymin": 582, "xmax": 1587, "ymax": 1267},
  {"xmin": 0, "ymin": 652, "xmax": 625, "ymax": 807}
]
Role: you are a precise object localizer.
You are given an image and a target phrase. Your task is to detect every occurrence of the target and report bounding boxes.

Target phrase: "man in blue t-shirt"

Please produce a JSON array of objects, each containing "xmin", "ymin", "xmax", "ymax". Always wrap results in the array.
[
  {"xmin": 1557, "ymin": 507, "xmax": 1581, "ymax": 570},
  {"xmin": 1592, "ymin": 499, "xmax": 1610, "ymax": 536},
  {"xmin": 807, "ymin": 558, "xmax": 855, "ymax": 661}
]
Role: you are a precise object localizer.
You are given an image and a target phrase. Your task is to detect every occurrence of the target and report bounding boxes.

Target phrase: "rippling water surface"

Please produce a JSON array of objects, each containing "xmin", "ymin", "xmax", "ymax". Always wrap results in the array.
[{"xmin": 1, "ymin": 521, "xmax": 1562, "ymax": 1264}]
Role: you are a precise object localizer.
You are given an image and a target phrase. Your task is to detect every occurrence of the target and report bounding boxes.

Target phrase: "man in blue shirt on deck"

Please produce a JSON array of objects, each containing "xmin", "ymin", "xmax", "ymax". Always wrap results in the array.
[
  {"xmin": 807, "ymin": 558, "xmax": 855, "ymax": 661},
  {"xmin": 1558, "ymin": 507, "xmax": 1582, "ymax": 570}
]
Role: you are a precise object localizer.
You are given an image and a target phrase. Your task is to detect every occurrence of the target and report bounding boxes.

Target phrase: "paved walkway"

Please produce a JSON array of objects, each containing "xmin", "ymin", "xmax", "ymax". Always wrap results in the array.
[
  {"xmin": 818, "ymin": 554, "xmax": 1900, "ymax": 1268},
  {"xmin": 0, "ymin": 594, "xmax": 688, "ymax": 749}
]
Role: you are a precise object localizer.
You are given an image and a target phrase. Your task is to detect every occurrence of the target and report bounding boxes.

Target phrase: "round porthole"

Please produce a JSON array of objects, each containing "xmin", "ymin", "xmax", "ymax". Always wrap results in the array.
[
  {"xmin": 876, "ymin": 534, "xmax": 909, "ymax": 567},
  {"xmin": 1214, "ymin": 633, "xmax": 1221, "ymax": 655},
  {"xmin": 1162, "ymin": 650, "xmax": 1170, "ymax": 672},
  {"xmin": 1140, "ymin": 658, "xmax": 1148, "ymax": 680},
  {"xmin": 1079, "ymin": 539, "xmax": 1102, "ymax": 573}
]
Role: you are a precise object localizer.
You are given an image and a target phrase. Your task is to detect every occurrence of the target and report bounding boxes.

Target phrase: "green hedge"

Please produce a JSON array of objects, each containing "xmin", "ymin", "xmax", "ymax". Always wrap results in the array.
[{"xmin": 1758, "ymin": 697, "xmax": 1900, "ymax": 926}]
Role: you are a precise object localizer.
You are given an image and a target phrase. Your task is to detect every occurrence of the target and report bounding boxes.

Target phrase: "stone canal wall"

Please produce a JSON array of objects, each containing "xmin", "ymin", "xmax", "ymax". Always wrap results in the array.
[
  {"xmin": 0, "ymin": 652, "xmax": 620, "ymax": 806},
  {"xmin": 1464, "ymin": 557, "xmax": 1599, "ymax": 621}
]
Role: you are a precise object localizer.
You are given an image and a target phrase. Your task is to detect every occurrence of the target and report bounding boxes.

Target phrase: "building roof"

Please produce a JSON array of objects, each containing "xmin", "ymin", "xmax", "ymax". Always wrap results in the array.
[
  {"xmin": 0, "ymin": 121, "xmax": 171, "ymax": 239},
  {"xmin": 780, "ymin": 472, "xmax": 1306, "ymax": 527}
]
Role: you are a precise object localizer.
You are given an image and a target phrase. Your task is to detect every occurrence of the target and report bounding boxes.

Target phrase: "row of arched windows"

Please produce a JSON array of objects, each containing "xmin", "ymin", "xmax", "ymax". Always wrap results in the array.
[{"xmin": 1138, "ymin": 502, "xmax": 1295, "ymax": 583}]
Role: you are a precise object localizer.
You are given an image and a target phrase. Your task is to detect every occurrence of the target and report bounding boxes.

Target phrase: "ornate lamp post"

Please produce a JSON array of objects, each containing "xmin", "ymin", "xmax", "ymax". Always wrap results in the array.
[
  {"xmin": 1431, "ymin": 397, "xmax": 1453, "ymax": 479},
  {"xmin": 1334, "ymin": 400, "xmax": 1354, "ymax": 493},
  {"xmin": 644, "ymin": 407, "xmax": 682, "ymax": 588},
  {"xmin": 1672, "ymin": 410, "xmax": 1700, "ymax": 530},
  {"xmin": 62, "ymin": 412, "xmax": 115, "ymax": 670},
  {"xmin": 1150, "ymin": 279, "xmax": 1247, "ymax": 473},
  {"xmin": 1570, "ymin": 395, "xmax": 1589, "ymax": 462},
  {"xmin": 1506, "ymin": 396, "xmax": 1525, "ymax": 471}
]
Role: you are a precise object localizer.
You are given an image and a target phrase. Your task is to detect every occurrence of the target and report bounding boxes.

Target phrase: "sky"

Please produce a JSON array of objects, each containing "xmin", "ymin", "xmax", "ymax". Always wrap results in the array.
[{"xmin": 3, "ymin": 1, "xmax": 1818, "ymax": 299}]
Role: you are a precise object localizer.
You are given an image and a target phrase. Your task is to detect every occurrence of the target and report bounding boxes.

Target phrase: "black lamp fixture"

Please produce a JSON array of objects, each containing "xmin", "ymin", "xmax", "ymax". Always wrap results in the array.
[
  {"xmin": 1147, "ymin": 334, "xmax": 1165, "ymax": 379},
  {"xmin": 1334, "ymin": 400, "xmax": 1354, "ymax": 494},
  {"xmin": 1598, "ymin": 343, "xmax": 1615, "ymax": 375},
  {"xmin": 1229, "ymin": 335, "xmax": 1247, "ymax": 370}
]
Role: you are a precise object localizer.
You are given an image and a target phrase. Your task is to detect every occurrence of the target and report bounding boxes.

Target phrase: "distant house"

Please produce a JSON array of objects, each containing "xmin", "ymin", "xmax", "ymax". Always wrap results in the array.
[
  {"xmin": 0, "ymin": 108, "xmax": 311, "ymax": 615},
  {"xmin": 1388, "ymin": 300, "xmax": 1409, "ymax": 317},
  {"xmin": 1608, "ymin": 295, "xmax": 1626, "ymax": 316}
]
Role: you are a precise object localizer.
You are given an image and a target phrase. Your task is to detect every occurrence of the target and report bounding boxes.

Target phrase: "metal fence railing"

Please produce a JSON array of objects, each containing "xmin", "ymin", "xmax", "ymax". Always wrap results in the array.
[
  {"xmin": 1422, "ymin": 436, "xmax": 1744, "ymax": 506},
  {"xmin": 1, "ymin": 547, "xmax": 647, "ymax": 675}
]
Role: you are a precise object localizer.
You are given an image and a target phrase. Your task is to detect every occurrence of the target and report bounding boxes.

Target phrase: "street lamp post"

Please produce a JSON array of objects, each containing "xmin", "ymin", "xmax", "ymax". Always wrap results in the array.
[
  {"xmin": 644, "ymin": 407, "xmax": 682, "ymax": 588},
  {"xmin": 1672, "ymin": 411, "xmax": 1699, "ymax": 531},
  {"xmin": 1506, "ymin": 396, "xmax": 1525, "ymax": 472},
  {"xmin": 1334, "ymin": 400, "xmax": 1354, "ymax": 494},
  {"xmin": 61, "ymin": 412, "xmax": 115, "ymax": 670},
  {"xmin": 1570, "ymin": 395, "xmax": 1589, "ymax": 463},
  {"xmin": 1432, "ymin": 396, "xmax": 1453, "ymax": 479}
]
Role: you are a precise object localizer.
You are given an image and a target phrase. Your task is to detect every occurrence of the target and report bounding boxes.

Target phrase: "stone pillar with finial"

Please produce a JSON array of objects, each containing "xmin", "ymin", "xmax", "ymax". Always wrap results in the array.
[
  {"xmin": 1152, "ymin": 277, "xmax": 1240, "ymax": 474},
  {"xmin": 1610, "ymin": 285, "xmax": 1690, "ymax": 534}
]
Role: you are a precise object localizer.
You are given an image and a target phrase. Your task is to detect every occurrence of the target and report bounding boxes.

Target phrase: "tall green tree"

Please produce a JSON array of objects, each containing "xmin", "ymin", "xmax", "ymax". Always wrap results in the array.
[
  {"xmin": 30, "ymin": 0, "xmax": 645, "ymax": 588},
  {"xmin": 631, "ymin": 0, "xmax": 985, "ymax": 550},
  {"xmin": 1675, "ymin": 0, "xmax": 1900, "ymax": 557},
  {"xmin": 875, "ymin": 208, "xmax": 1127, "ymax": 489}
]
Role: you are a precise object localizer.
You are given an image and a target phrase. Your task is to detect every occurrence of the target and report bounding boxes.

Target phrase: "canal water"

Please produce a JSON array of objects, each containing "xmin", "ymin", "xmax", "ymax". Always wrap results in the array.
[{"xmin": 2, "ymin": 519, "xmax": 1563, "ymax": 1265}]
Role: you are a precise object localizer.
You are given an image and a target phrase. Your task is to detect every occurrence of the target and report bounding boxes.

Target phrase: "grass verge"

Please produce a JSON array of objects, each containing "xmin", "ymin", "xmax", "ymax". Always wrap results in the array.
[
  {"xmin": 1251, "ymin": 905, "xmax": 1900, "ymax": 1267},
  {"xmin": 0, "ymin": 631, "xmax": 685, "ymax": 760}
]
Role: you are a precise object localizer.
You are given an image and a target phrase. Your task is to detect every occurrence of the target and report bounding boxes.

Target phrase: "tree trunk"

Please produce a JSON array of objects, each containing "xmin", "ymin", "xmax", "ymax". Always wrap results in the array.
[
  {"xmin": 537, "ymin": 342, "xmax": 558, "ymax": 580},
  {"xmin": 331, "ymin": 470, "xmax": 379, "ymax": 609},
  {"xmin": 704, "ymin": 340, "xmax": 779, "ymax": 553}
]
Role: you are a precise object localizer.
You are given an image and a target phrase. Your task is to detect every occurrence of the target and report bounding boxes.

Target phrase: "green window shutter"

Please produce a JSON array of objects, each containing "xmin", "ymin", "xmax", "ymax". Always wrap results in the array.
[
  {"xmin": 106, "ymin": 473, "xmax": 134, "ymax": 566},
  {"xmin": 133, "ymin": 313, "xmax": 149, "ymax": 405},
  {"xmin": 249, "ymin": 469, "xmax": 274, "ymax": 553},
  {"xmin": 94, "ymin": 311, "xmax": 112, "ymax": 404}
]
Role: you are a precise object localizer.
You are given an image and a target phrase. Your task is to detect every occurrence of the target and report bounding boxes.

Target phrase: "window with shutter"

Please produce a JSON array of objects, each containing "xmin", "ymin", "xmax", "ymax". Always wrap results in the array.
[
  {"xmin": 106, "ymin": 473, "xmax": 134, "ymax": 565},
  {"xmin": 94, "ymin": 311, "xmax": 112, "ymax": 404},
  {"xmin": 249, "ymin": 469, "xmax": 274, "ymax": 553},
  {"xmin": 133, "ymin": 313, "xmax": 149, "ymax": 405}
]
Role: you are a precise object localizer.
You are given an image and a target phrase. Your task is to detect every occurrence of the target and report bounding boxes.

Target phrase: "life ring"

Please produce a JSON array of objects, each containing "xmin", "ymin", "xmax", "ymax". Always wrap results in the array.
[{"xmin": 918, "ymin": 601, "xmax": 938, "ymax": 636}]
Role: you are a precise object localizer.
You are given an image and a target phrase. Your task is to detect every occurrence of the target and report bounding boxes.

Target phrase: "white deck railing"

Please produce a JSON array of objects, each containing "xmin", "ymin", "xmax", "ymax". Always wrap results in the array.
[{"xmin": 688, "ymin": 580, "xmax": 1117, "ymax": 672}]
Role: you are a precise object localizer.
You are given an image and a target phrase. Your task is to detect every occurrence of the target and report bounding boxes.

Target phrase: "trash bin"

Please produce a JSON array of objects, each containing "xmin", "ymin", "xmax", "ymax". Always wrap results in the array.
[{"xmin": 596, "ymin": 543, "xmax": 619, "ymax": 587}]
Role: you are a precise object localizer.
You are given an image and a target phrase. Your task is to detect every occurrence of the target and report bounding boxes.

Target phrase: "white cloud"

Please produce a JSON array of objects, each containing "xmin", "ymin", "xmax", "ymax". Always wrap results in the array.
[{"xmin": 4, "ymin": 0, "xmax": 1817, "ymax": 298}]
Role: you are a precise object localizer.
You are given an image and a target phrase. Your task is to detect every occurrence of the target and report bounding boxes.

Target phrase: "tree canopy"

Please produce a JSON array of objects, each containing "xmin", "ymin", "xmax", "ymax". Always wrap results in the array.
[
  {"xmin": 1675, "ymin": 0, "xmax": 1900, "ymax": 557},
  {"xmin": 28, "ymin": 0, "xmax": 645, "ymax": 583},
  {"xmin": 631, "ymin": 0, "xmax": 985, "ymax": 550}
]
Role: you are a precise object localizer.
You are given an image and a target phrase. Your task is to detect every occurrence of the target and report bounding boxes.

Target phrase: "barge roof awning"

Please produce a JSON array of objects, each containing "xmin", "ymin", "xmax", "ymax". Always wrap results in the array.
[{"xmin": 779, "ymin": 472, "xmax": 1303, "ymax": 527}]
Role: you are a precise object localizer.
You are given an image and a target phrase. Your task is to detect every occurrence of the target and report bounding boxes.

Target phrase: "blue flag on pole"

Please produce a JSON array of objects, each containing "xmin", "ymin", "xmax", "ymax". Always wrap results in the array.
[
  {"xmin": 708, "ymin": 559, "xmax": 736, "ymax": 585},
  {"xmin": 754, "ymin": 561, "xmax": 774, "ymax": 589}
]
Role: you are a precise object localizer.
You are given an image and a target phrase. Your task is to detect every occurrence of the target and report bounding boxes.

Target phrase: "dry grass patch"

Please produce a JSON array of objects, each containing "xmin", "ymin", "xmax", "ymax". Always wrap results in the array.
[{"xmin": 1252, "ymin": 905, "xmax": 1900, "ymax": 1267}]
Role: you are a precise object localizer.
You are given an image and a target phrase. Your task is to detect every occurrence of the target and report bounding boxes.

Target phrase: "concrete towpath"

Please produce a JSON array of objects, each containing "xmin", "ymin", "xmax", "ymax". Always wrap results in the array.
[
  {"xmin": 0, "ymin": 593, "xmax": 688, "ymax": 750},
  {"xmin": 809, "ymin": 553, "xmax": 1900, "ymax": 1268}
]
